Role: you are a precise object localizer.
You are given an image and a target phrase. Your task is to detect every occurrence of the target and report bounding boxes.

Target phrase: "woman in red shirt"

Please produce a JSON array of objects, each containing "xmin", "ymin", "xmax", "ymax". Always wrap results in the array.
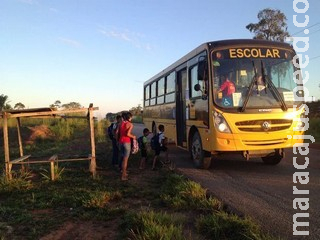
[{"xmin": 119, "ymin": 111, "xmax": 136, "ymax": 181}]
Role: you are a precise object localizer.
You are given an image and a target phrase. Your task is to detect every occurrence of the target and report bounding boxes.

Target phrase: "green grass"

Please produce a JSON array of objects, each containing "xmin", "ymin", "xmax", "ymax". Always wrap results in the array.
[
  {"xmin": 0, "ymin": 165, "xmax": 275, "ymax": 239},
  {"xmin": 160, "ymin": 173, "xmax": 221, "ymax": 211},
  {"xmin": 122, "ymin": 211, "xmax": 186, "ymax": 240},
  {"xmin": 0, "ymin": 120, "xmax": 278, "ymax": 239},
  {"xmin": 195, "ymin": 212, "xmax": 273, "ymax": 240}
]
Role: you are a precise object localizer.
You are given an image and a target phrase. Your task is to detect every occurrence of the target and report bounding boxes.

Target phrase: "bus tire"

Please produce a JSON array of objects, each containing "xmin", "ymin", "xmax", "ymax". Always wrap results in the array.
[
  {"xmin": 191, "ymin": 131, "xmax": 212, "ymax": 169},
  {"xmin": 261, "ymin": 155, "xmax": 282, "ymax": 165}
]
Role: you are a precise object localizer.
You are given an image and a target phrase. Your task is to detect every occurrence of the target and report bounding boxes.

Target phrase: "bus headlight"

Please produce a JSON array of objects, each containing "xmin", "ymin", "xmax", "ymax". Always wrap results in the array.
[
  {"xmin": 296, "ymin": 119, "xmax": 304, "ymax": 129},
  {"xmin": 213, "ymin": 111, "xmax": 231, "ymax": 133},
  {"xmin": 295, "ymin": 112, "xmax": 306, "ymax": 130}
]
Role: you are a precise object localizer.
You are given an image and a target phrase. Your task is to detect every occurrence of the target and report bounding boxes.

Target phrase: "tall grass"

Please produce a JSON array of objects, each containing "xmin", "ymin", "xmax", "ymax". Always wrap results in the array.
[
  {"xmin": 40, "ymin": 165, "xmax": 65, "ymax": 181},
  {"xmin": 160, "ymin": 173, "xmax": 221, "ymax": 211},
  {"xmin": 0, "ymin": 116, "xmax": 278, "ymax": 239},
  {"xmin": 305, "ymin": 117, "xmax": 320, "ymax": 142},
  {"xmin": 0, "ymin": 166, "xmax": 277, "ymax": 239},
  {"xmin": 196, "ymin": 212, "xmax": 263, "ymax": 240},
  {"xmin": 0, "ymin": 169, "xmax": 33, "ymax": 191},
  {"xmin": 95, "ymin": 119, "xmax": 108, "ymax": 143},
  {"xmin": 49, "ymin": 120, "xmax": 73, "ymax": 141},
  {"xmin": 82, "ymin": 190, "xmax": 121, "ymax": 208},
  {"xmin": 123, "ymin": 211, "xmax": 185, "ymax": 240}
]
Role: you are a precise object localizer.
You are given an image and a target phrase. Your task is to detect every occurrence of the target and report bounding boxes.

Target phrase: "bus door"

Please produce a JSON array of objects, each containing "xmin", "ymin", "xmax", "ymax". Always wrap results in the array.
[{"xmin": 176, "ymin": 68, "xmax": 187, "ymax": 148}]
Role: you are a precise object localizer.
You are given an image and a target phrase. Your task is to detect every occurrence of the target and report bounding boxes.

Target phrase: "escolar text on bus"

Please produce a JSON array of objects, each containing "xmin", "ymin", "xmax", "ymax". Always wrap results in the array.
[{"xmin": 229, "ymin": 48, "xmax": 281, "ymax": 59}]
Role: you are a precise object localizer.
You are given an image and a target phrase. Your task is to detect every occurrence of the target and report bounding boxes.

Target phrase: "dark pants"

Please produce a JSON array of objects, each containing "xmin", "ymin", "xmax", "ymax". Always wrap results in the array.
[{"xmin": 111, "ymin": 138, "xmax": 119, "ymax": 165}]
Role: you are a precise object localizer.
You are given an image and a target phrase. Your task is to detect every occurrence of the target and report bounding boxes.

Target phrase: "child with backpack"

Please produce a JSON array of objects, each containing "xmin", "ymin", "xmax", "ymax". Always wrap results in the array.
[
  {"xmin": 151, "ymin": 124, "xmax": 169, "ymax": 170},
  {"xmin": 138, "ymin": 128, "xmax": 150, "ymax": 170},
  {"xmin": 108, "ymin": 115, "xmax": 122, "ymax": 167}
]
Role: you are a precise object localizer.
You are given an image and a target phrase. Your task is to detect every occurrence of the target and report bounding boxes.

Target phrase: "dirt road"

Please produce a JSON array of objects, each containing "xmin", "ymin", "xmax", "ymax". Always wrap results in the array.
[{"xmin": 133, "ymin": 123, "xmax": 320, "ymax": 239}]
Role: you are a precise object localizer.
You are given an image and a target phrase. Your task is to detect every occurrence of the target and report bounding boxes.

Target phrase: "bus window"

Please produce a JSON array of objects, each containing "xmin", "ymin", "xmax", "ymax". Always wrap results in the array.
[
  {"xmin": 158, "ymin": 77, "xmax": 165, "ymax": 95},
  {"xmin": 144, "ymin": 85, "xmax": 150, "ymax": 107},
  {"xmin": 212, "ymin": 50, "xmax": 301, "ymax": 109},
  {"xmin": 165, "ymin": 72, "xmax": 175, "ymax": 103},
  {"xmin": 157, "ymin": 77, "xmax": 165, "ymax": 104},
  {"xmin": 150, "ymin": 82, "xmax": 156, "ymax": 106},
  {"xmin": 190, "ymin": 65, "xmax": 203, "ymax": 98}
]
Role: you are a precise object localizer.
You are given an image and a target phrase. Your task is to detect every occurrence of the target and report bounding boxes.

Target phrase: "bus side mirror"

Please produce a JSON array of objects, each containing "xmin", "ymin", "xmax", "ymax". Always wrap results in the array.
[
  {"xmin": 197, "ymin": 59, "xmax": 208, "ymax": 81},
  {"xmin": 194, "ymin": 84, "xmax": 201, "ymax": 92},
  {"xmin": 194, "ymin": 84, "xmax": 208, "ymax": 100}
]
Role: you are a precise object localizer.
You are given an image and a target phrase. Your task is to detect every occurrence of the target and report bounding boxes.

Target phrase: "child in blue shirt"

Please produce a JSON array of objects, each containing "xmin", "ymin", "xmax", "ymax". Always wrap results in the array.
[{"xmin": 139, "ymin": 128, "xmax": 150, "ymax": 170}]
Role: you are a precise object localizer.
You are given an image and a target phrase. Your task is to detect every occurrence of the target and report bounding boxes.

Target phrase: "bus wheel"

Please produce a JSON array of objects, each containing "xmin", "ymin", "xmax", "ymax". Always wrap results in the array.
[
  {"xmin": 191, "ymin": 132, "xmax": 211, "ymax": 169},
  {"xmin": 261, "ymin": 154, "xmax": 282, "ymax": 165}
]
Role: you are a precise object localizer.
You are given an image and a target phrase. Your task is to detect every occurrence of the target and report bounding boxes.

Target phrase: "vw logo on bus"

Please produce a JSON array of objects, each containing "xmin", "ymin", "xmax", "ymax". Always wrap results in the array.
[{"xmin": 262, "ymin": 121, "xmax": 271, "ymax": 131}]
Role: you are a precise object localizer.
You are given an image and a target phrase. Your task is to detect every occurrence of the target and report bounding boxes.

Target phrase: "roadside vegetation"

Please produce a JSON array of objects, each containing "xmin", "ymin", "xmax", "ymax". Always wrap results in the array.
[
  {"xmin": 306, "ymin": 101, "xmax": 320, "ymax": 142},
  {"xmin": 0, "ymin": 118, "xmax": 277, "ymax": 239}
]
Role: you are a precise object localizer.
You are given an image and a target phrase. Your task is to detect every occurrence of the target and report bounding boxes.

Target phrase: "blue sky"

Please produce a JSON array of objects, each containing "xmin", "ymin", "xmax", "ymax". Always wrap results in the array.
[{"xmin": 1, "ymin": 0, "xmax": 319, "ymax": 117}]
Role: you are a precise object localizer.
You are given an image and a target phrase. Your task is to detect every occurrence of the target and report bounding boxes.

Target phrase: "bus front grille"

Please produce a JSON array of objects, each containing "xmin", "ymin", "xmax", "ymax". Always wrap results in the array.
[
  {"xmin": 242, "ymin": 138, "xmax": 288, "ymax": 146},
  {"xmin": 235, "ymin": 119, "xmax": 292, "ymax": 132}
]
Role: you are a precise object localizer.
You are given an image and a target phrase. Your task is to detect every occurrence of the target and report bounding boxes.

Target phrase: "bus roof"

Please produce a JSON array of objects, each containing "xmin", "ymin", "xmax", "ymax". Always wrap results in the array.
[
  {"xmin": 144, "ymin": 39, "xmax": 293, "ymax": 86},
  {"xmin": 207, "ymin": 39, "xmax": 292, "ymax": 49}
]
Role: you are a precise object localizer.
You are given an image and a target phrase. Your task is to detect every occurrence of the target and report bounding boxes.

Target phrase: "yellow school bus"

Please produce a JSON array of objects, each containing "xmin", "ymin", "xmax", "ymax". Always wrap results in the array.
[{"xmin": 143, "ymin": 39, "xmax": 305, "ymax": 168}]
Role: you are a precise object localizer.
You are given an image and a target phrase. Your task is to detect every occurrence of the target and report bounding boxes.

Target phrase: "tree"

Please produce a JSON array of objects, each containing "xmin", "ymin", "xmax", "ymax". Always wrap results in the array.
[
  {"xmin": 246, "ymin": 8, "xmax": 290, "ymax": 42},
  {"xmin": 62, "ymin": 102, "xmax": 82, "ymax": 109},
  {"xmin": 106, "ymin": 112, "xmax": 115, "ymax": 121},
  {"xmin": 0, "ymin": 94, "xmax": 12, "ymax": 111},
  {"xmin": 14, "ymin": 102, "xmax": 25, "ymax": 110},
  {"xmin": 50, "ymin": 100, "xmax": 61, "ymax": 109},
  {"xmin": 129, "ymin": 104, "xmax": 143, "ymax": 116}
]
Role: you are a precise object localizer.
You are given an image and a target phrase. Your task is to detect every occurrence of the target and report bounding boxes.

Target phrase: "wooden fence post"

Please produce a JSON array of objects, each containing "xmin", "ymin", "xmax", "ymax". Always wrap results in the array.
[
  {"xmin": 49, "ymin": 155, "xmax": 58, "ymax": 181},
  {"xmin": 16, "ymin": 117, "xmax": 26, "ymax": 172},
  {"xmin": 3, "ymin": 112, "xmax": 11, "ymax": 180},
  {"xmin": 88, "ymin": 106, "xmax": 96, "ymax": 178},
  {"xmin": 17, "ymin": 117, "xmax": 24, "ymax": 157},
  {"xmin": 50, "ymin": 160, "xmax": 55, "ymax": 181}
]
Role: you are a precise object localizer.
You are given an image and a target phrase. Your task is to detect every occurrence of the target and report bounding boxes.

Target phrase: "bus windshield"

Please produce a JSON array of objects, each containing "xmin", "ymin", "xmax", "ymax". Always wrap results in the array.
[{"xmin": 211, "ymin": 48, "xmax": 302, "ymax": 110}]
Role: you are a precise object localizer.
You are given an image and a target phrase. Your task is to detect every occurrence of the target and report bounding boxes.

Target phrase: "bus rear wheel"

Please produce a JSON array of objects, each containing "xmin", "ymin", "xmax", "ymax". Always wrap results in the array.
[{"xmin": 191, "ymin": 132, "xmax": 211, "ymax": 169}]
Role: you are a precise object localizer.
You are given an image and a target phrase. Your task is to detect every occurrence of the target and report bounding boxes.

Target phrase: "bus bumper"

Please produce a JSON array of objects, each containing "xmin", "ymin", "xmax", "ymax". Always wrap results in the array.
[{"xmin": 213, "ymin": 130, "xmax": 304, "ymax": 152}]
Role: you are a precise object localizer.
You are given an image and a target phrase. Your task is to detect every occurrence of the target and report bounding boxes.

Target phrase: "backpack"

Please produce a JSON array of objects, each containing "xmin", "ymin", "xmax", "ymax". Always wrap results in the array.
[
  {"xmin": 131, "ymin": 139, "xmax": 139, "ymax": 154},
  {"xmin": 107, "ymin": 123, "xmax": 115, "ymax": 140},
  {"xmin": 150, "ymin": 133, "xmax": 160, "ymax": 150},
  {"xmin": 137, "ymin": 136, "xmax": 144, "ymax": 150}
]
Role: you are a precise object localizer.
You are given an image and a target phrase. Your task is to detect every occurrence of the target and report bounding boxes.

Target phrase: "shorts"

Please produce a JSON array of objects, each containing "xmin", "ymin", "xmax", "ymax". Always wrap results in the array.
[
  {"xmin": 155, "ymin": 146, "xmax": 167, "ymax": 156},
  {"xmin": 141, "ymin": 149, "xmax": 147, "ymax": 158},
  {"xmin": 120, "ymin": 143, "xmax": 131, "ymax": 158}
]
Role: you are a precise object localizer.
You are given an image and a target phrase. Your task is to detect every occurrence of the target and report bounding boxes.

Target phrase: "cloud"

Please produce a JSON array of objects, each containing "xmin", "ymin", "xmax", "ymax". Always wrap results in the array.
[
  {"xmin": 99, "ymin": 28, "xmax": 132, "ymax": 42},
  {"xmin": 49, "ymin": 8, "xmax": 59, "ymax": 13},
  {"xmin": 18, "ymin": 0, "xmax": 59, "ymax": 14},
  {"xmin": 18, "ymin": 0, "xmax": 37, "ymax": 4},
  {"xmin": 98, "ymin": 26, "xmax": 152, "ymax": 51},
  {"xmin": 58, "ymin": 37, "xmax": 82, "ymax": 48}
]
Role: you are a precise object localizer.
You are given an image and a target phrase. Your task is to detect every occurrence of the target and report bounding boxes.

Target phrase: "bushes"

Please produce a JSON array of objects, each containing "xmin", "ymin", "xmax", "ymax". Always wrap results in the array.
[{"xmin": 160, "ymin": 174, "xmax": 221, "ymax": 211}]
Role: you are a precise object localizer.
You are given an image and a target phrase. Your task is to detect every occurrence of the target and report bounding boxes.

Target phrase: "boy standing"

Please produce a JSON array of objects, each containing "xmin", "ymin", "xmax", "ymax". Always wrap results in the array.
[
  {"xmin": 138, "ymin": 128, "xmax": 150, "ymax": 170},
  {"xmin": 109, "ymin": 115, "xmax": 122, "ymax": 167},
  {"xmin": 152, "ymin": 124, "xmax": 169, "ymax": 170}
]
